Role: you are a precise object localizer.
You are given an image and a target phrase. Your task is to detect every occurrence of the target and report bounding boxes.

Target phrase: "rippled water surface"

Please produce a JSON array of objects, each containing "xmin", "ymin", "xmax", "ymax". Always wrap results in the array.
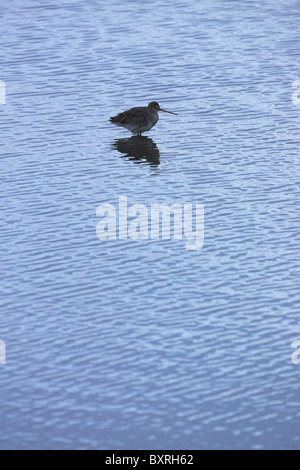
[{"xmin": 1, "ymin": 0, "xmax": 300, "ymax": 450}]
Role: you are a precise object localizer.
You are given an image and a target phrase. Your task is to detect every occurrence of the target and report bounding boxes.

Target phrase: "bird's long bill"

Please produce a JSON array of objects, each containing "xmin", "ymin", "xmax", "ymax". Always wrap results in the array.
[{"xmin": 159, "ymin": 108, "xmax": 178, "ymax": 115}]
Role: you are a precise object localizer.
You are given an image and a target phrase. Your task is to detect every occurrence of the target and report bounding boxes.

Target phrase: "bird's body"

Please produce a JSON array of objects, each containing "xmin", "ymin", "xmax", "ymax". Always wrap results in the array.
[{"xmin": 109, "ymin": 102, "xmax": 177, "ymax": 135}]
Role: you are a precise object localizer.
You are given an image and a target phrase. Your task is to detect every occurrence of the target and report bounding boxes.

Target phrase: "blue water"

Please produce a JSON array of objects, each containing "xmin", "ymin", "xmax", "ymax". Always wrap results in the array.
[{"xmin": 1, "ymin": 0, "xmax": 300, "ymax": 450}]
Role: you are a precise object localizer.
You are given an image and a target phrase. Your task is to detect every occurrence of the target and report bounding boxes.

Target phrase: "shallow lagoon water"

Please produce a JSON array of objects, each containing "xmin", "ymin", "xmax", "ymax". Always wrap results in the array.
[{"xmin": 1, "ymin": 0, "xmax": 300, "ymax": 450}]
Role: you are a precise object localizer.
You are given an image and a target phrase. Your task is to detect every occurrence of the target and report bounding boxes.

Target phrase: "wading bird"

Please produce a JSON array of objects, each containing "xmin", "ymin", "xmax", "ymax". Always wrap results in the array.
[{"xmin": 109, "ymin": 102, "xmax": 177, "ymax": 135}]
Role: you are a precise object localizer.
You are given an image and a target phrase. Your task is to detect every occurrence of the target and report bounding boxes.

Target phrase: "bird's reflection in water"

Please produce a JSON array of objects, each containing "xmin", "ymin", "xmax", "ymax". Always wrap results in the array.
[{"xmin": 112, "ymin": 136, "xmax": 160, "ymax": 167}]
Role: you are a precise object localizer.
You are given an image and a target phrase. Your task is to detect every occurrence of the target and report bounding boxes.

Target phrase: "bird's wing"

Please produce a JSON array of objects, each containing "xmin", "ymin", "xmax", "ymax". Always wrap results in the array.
[{"xmin": 111, "ymin": 108, "xmax": 149, "ymax": 127}]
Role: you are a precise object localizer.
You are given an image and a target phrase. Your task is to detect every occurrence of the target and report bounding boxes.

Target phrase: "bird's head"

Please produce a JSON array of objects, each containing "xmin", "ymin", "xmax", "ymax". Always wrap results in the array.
[{"xmin": 148, "ymin": 102, "xmax": 177, "ymax": 115}]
